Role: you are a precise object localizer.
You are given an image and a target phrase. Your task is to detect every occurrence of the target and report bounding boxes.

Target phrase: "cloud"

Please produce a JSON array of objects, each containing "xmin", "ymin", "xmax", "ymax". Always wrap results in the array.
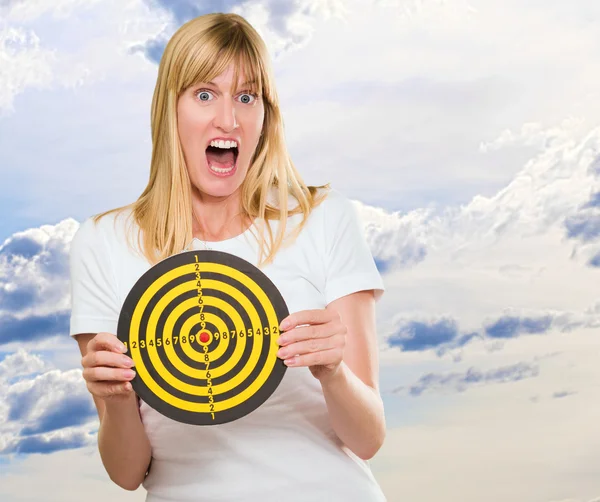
[
  {"xmin": 1, "ymin": 429, "xmax": 93, "ymax": 455},
  {"xmin": 0, "ymin": 348, "xmax": 46, "ymax": 381},
  {"xmin": 393, "ymin": 361, "xmax": 540, "ymax": 396},
  {"xmin": 479, "ymin": 118, "xmax": 588, "ymax": 153},
  {"xmin": 484, "ymin": 314, "xmax": 553, "ymax": 339},
  {"xmin": 589, "ymin": 252, "xmax": 600, "ymax": 267},
  {"xmin": 552, "ymin": 390, "xmax": 576, "ymax": 399},
  {"xmin": 0, "ymin": 0, "xmax": 152, "ymax": 115},
  {"xmin": 0, "ymin": 25, "xmax": 56, "ymax": 114},
  {"xmin": 0, "ymin": 218, "xmax": 78, "ymax": 318},
  {"xmin": 562, "ymin": 164, "xmax": 600, "ymax": 266},
  {"xmin": 583, "ymin": 191, "xmax": 600, "ymax": 209},
  {"xmin": 133, "ymin": 0, "xmax": 349, "ymax": 64},
  {"xmin": 353, "ymin": 200, "xmax": 430, "ymax": 272},
  {"xmin": 387, "ymin": 317, "xmax": 473, "ymax": 352},
  {"xmin": 0, "ymin": 0, "xmax": 102, "ymax": 21},
  {"xmin": 565, "ymin": 212, "xmax": 600, "ymax": 242},
  {"xmin": 0, "ymin": 362, "xmax": 97, "ymax": 456},
  {"xmin": 19, "ymin": 395, "xmax": 95, "ymax": 436},
  {"xmin": 383, "ymin": 308, "xmax": 593, "ymax": 356},
  {"xmin": 0, "ymin": 311, "xmax": 70, "ymax": 346}
]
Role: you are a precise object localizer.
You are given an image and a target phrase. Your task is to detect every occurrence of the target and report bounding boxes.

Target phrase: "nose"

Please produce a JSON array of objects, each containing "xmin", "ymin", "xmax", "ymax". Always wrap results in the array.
[{"xmin": 212, "ymin": 96, "xmax": 238, "ymax": 132}]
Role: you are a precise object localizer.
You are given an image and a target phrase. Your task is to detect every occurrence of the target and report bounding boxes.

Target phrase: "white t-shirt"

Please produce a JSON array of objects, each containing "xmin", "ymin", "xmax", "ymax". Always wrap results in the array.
[{"xmin": 69, "ymin": 187, "xmax": 386, "ymax": 502}]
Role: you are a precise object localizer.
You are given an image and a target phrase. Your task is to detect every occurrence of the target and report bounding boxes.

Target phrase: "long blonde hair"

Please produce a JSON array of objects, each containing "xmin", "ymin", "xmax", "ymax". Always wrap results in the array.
[{"xmin": 94, "ymin": 12, "xmax": 328, "ymax": 267}]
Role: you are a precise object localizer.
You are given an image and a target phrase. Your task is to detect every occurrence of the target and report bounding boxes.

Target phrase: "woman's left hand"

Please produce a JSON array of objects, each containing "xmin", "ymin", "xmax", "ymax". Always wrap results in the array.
[{"xmin": 276, "ymin": 308, "xmax": 347, "ymax": 382}]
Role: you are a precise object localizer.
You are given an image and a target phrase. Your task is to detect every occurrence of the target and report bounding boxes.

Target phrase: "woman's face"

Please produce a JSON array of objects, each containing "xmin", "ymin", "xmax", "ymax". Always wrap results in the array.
[{"xmin": 177, "ymin": 63, "xmax": 265, "ymax": 200}]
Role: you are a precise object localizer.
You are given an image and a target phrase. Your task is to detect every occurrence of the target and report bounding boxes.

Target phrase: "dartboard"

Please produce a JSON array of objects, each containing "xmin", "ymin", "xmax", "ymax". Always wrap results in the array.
[{"xmin": 116, "ymin": 250, "xmax": 288, "ymax": 425}]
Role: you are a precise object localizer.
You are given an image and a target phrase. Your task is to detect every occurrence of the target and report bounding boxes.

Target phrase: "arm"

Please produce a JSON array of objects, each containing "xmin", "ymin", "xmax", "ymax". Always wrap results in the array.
[
  {"xmin": 319, "ymin": 290, "xmax": 385, "ymax": 460},
  {"xmin": 76, "ymin": 332, "xmax": 152, "ymax": 491},
  {"xmin": 277, "ymin": 289, "xmax": 386, "ymax": 460}
]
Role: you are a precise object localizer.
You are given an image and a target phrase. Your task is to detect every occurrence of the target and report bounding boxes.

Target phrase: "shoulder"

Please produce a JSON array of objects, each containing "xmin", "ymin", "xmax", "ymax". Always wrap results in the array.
[
  {"xmin": 70, "ymin": 207, "xmax": 135, "ymax": 258},
  {"xmin": 309, "ymin": 187, "xmax": 361, "ymax": 230},
  {"xmin": 316, "ymin": 187, "xmax": 354, "ymax": 214}
]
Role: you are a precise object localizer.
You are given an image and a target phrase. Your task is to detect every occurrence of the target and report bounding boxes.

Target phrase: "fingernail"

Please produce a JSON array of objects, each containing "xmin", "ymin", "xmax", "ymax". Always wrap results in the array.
[
  {"xmin": 280, "ymin": 319, "xmax": 291, "ymax": 331},
  {"xmin": 284, "ymin": 357, "xmax": 296, "ymax": 366},
  {"xmin": 278, "ymin": 335, "xmax": 288, "ymax": 346},
  {"xmin": 116, "ymin": 343, "xmax": 126, "ymax": 353},
  {"xmin": 123, "ymin": 357, "xmax": 134, "ymax": 368},
  {"xmin": 277, "ymin": 348, "xmax": 286, "ymax": 358},
  {"xmin": 125, "ymin": 369, "xmax": 136, "ymax": 379}
]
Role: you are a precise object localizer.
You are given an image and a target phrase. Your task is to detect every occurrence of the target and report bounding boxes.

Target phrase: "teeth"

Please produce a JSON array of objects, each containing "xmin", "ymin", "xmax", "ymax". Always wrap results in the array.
[
  {"xmin": 210, "ymin": 139, "xmax": 238, "ymax": 149},
  {"xmin": 209, "ymin": 163, "xmax": 234, "ymax": 173}
]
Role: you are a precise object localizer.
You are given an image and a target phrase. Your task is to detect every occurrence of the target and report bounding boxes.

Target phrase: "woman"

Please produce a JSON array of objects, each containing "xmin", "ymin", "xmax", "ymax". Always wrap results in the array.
[{"xmin": 69, "ymin": 12, "xmax": 387, "ymax": 502}]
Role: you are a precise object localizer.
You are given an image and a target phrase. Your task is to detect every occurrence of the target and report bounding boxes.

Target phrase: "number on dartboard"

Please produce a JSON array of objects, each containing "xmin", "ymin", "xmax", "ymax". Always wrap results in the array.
[{"xmin": 126, "ymin": 324, "xmax": 278, "ymax": 352}]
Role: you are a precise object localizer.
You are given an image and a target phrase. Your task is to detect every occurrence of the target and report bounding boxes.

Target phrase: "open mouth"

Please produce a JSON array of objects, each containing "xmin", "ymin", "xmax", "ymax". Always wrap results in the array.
[{"xmin": 205, "ymin": 145, "xmax": 239, "ymax": 175}]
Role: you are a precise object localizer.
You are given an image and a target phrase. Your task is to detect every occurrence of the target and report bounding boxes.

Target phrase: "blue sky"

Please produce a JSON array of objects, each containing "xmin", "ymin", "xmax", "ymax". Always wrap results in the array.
[{"xmin": 2, "ymin": 0, "xmax": 600, "ymax": 501}]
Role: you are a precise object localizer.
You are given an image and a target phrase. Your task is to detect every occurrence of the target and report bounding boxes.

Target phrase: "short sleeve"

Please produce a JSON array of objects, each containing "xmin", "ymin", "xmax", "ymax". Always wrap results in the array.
[
  {"xmin": 68, "ymin": 217, "xmax": 120, "ymax": 337},
  {"xmin": 322, "ymin": 190, "xmax": 385, "ymax": 305}
]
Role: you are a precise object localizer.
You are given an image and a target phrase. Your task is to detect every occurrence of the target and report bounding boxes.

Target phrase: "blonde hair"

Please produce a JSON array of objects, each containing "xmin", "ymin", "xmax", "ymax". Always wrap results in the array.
[{"xmin": 94, "ymin": 12, "xmax": 328, "ymax": 267}]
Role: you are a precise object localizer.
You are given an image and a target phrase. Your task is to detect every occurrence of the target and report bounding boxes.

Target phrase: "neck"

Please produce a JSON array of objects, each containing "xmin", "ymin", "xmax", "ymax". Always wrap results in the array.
[{"xmin": 191, "ymin": 188, "xmax": 250, "ymax": 242}]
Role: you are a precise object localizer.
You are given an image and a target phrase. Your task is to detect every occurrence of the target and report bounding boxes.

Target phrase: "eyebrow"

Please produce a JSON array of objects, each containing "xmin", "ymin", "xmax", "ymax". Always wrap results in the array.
[{"xmin": 204, "ymin": 79, "xmax": 257, "ymax": 90}]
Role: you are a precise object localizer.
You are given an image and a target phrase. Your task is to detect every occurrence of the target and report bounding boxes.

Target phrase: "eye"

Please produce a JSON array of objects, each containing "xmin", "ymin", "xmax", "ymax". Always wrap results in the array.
[
  {"xmin": 238, "ymin": 92, "xmax": 257, "ymax": 104},
  {"xmin": 196, "ymin": 90, "xmax": 213, "ymax": 102}
]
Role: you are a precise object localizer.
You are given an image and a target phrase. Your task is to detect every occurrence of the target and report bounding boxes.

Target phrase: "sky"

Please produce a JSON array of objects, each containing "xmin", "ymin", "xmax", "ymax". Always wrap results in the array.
[{"xmin": 1, "ymin": 0, "xmax": 600, "ymax": 501}]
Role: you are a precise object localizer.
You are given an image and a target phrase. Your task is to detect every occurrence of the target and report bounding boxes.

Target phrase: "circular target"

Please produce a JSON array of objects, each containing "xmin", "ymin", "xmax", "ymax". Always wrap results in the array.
[{"xmin": 116, "ymin": 250, "xmax": 289, "ymax": 425}]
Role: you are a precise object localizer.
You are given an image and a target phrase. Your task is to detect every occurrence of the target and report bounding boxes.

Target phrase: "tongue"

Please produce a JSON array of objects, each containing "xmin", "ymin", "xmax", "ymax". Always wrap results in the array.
[{"xmin": 206, "ymin": 148, "xmax": 235, "ymax": 169}]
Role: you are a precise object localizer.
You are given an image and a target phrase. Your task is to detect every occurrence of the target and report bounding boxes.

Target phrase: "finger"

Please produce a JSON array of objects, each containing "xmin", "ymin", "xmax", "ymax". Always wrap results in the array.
[
  {"xmin": 83, "ymin": 366, "xmax": 136, "ymax": 383},
  {"xmin": 277, "ymin": 334, "xmax": 344, "ymax": 360},
  {"xmin": 283, "ymin": 348, "xmax": 343, "ymax": 367},
  {"xmin": 278, "ymin": 322, "xmax": 338, "ymax": 346},
  {"xmin": 82, "ymin": 350, "xmax": 134, "ymax": 369},
  {"xmin": 87, "ymin": 381, "xmax": 133, "ymax": 398},
  {"xmin": 88, "ymin": 332, "xmax": 127, "ymax": 354},
  {"xmin": 280, "ymin": 309, "xmax": 334, "ymax": 331}
]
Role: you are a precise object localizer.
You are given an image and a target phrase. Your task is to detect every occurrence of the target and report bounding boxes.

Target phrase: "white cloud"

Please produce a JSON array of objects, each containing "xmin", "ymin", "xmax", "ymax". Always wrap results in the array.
[
  {"xmin": 355, "ymin": 123, "xmax": 600, "ymax": 345},
  {"xmin": 0, "ymin": 349, "xmax": 46, "ymax": 380},
  {"xmin": 372, "ymin": 328, "xmax": 600, "ymax": 501},
  {"xmin": 0, "ymin": 25, "xmax": 55, "ymax": 114},
  {"xmin": 134, "ymin": 0, "xmax": 350, "ymax": 64},
  {"xmin": 479, "ymin": 117, "xmax": 589, "ymax": 153},
  {"xmin": 0, "ymin": 0, "xmax": 164, "ymax": 115},
  {"xmin": 0, "ymin": 352, "xmax": 97, "ymax": 457},
  {"xmin": 0, "ymin": 218, "xmax": 79, "ymax": 319},
  {"xmin": 1, "ymin": 0, "xmax": 103, "ymax": 21},
  {"xmin": 393, "ymin": 360, "xmax": 540, "ymax": 395}
]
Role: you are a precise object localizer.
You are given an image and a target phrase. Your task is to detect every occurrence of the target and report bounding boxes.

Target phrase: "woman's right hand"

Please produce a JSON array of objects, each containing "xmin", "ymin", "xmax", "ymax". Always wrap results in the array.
[{"xmin": 81, "ymin": 332, "xmax": 136, "ymax": 399}]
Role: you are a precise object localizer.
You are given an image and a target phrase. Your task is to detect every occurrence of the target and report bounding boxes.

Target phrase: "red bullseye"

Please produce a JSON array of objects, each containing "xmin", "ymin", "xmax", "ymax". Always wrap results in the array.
[{"xmin": 199, "ymin": 331, "xmax": 210, "ymax": 343}]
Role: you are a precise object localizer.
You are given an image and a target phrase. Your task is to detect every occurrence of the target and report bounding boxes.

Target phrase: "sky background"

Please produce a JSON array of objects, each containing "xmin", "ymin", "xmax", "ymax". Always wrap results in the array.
[{"xmin": 1, "ymin": 0, "xmax": 600, "ymax": 501}]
